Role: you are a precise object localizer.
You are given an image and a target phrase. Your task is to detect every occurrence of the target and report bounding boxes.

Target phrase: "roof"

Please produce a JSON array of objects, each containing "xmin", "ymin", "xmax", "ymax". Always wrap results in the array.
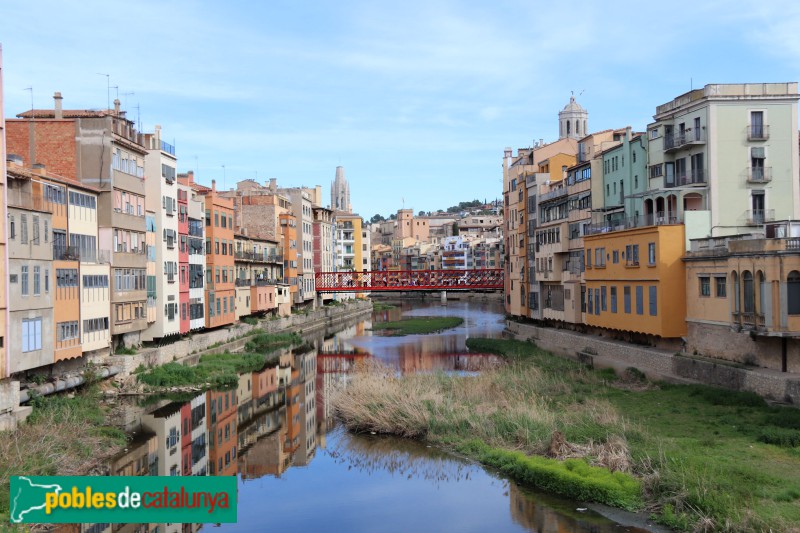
[
  {"xmin": 561, "ymin": 96, "xmax": 585, "ymax": 113},
  {"xmin": 6, "ymin": 163, "xmax": 103, "ymax": 193},
  {"xmin": 16, "ymin": 109, "xmax": 113, "ymax": 119}
]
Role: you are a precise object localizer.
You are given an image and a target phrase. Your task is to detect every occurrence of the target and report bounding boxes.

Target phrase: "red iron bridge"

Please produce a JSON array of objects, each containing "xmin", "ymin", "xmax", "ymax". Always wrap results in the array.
[{"xmin": 314, "ymin": 269, "xmax": 504, "ymax": 292}]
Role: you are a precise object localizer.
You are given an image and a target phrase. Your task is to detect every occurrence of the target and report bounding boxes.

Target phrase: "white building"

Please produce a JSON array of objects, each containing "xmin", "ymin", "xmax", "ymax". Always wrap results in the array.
[{"xmin": 142, "ymin": 126, "xmax": 180, "ymax": 341}]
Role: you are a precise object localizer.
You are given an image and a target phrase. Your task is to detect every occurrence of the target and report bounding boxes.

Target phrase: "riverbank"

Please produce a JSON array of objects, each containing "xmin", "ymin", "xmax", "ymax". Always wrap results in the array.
[
  {"xmin": 333, "ymin": 337, "xmax": 800, "ymax": 532},
  {"xmin": 0, "ymin": 386, "xmax": 126, "ymax": 523}
]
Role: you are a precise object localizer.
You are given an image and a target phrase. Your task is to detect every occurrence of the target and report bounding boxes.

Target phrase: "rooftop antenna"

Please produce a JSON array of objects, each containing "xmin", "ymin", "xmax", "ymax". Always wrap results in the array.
[
  {"xmin": 121, "ymin": 91, "xmax": 134, "ymax": 109},
  {"xmin": 111, "ymin": 85, "xmax": 119, "ymax": 101},
  {"xmin": 97, "ymin": 73, "xmax": 110, "ymax": 110},
  {"xmin": 23, "ymin": 86, "xmax": 33, "ymax": 112},
  {"xmin": 133, "ymin": 102, "xmax": 140, "ymax": 128}
]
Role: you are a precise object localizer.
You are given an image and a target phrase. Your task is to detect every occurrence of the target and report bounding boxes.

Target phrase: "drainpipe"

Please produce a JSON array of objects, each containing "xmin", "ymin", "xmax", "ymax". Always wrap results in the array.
[{"xmin": 19, "ymin": 366, "xmax": 122, "ymax": 404}]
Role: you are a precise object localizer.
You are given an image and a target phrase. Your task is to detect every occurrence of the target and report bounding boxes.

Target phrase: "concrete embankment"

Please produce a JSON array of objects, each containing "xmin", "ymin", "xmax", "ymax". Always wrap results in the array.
[
  {"xmin": 505, "ymin": 320, "xmax": 800, "ymax": 404},
  {"xmin": 100, "ymin": 300, "xmax": 373, "ymax": 378}
]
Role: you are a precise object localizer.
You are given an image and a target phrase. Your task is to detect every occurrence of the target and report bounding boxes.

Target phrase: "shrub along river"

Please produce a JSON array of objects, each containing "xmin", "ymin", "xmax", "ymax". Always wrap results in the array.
[{"xmin": 105, "ymin": 299, "xmax": 660, "ymax": 532}]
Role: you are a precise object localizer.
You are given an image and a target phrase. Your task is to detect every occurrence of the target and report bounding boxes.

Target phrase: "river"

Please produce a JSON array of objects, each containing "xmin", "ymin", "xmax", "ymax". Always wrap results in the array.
[{"xmin": 104, "ymin": 298, "xmax": 661, "ymax": 532}]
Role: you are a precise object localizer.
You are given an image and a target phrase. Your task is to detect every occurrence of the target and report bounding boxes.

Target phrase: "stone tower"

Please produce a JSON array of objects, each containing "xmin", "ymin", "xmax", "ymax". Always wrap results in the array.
[
  {"xmin": 331, "ymin": 166, "xmax": 351, "ymax": 213},
  {"xmin": 559, "ymin": 95, "xmax": 588, "ymax": 140}
]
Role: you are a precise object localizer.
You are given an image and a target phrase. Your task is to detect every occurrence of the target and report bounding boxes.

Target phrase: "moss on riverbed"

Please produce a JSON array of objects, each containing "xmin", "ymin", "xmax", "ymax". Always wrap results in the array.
[
  {"xmin": 333, "ymin": 337, "xmax": 800, "ymax": 531},
  {"xmin": 137, "ymin": 332, "xmax": 301, "ymax": 389},
  {"xmin": 371, "ymin": 316, "xmax": 463, "ymax": 336}
]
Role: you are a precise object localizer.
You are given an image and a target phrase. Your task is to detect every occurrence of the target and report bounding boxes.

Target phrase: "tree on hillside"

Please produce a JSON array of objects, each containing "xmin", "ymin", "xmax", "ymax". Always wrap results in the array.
[
  {"xmin": 418, "ymin": 210, "xmax": 426, "ymax": 216},
  {"xmin": 370, "ymin": 213, "xmax": 386, "ymax": 224}
]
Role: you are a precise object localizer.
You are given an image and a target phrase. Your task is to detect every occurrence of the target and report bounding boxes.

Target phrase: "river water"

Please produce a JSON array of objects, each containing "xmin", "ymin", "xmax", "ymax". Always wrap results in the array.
[{"xmin": 105, "ymin": 298, "xmax": 658, "ymax": 532}]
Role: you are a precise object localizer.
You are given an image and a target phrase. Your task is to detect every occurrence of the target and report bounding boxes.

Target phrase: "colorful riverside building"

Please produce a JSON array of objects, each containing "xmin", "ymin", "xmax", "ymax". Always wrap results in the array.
[
  {"xmin": 683, "ymin": 222, "xmax": 800, "ymax": 373},
  {"xmin": 177, "ymin": 179, "xmax": 190, "ymax": 334},
  {"xmin": 584, "ymin": 83, "xmax": 799, "ymax": 345},
  {"xmin": 142, "ymin": 126, "xmax": 179, "ymax": 341},
  {"xmin": 178, "ymin": 173, "xmax": 235, "ymax": 329},
  {"xmin": 7, "ymin": 94, "xmax": 149, "ymax": 349},
  {"xmin": 6, "ymin": 159, "xmax": 111, "ymax": 371},
  {"xmin": 233, "ymin": 232, "xmax": 283, "ymax": 318}
]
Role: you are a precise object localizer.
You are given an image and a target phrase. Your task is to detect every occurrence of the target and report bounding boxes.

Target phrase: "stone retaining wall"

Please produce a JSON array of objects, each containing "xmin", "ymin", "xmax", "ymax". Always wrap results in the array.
[{"xmin": 507, "ymin": 321, "xmax": 800, "ymax": 404}]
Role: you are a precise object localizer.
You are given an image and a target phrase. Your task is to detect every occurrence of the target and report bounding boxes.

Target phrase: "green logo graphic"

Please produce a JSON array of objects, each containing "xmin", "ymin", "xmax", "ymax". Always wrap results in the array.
[{"xmin": 9, "ymin": 476, "xmax": 237, "ymax": 524}]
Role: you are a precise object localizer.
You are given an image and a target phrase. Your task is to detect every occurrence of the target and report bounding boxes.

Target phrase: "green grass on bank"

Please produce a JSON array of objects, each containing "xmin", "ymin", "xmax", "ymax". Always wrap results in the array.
[
  {"xmin": 468, "ymin": 338, "xmax": 800, "ymax": 531},
  {"xmin": 138, "ymin": 332, "xmax": 301, "ymax": 389},
  {"xmin": 371, "ymin": 316, "xmax": 463, "ymax": 336},
  {"xmin": 0, "ymin": 387, "xmax": 126, "ymax": 523},
  {"xmin": 372, "ymin": 302, "xmax": 398, "ymax": 312},
  {"xmin": 334, "ymin": 337, "xmax": 800, "ymax": 531}
]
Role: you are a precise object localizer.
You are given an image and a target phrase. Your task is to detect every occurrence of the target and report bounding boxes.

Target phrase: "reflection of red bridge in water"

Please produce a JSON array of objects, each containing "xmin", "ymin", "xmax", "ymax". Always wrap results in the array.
[{"xmin": 314, "ymin": 269, "xmax": 504, "ymax": 292}]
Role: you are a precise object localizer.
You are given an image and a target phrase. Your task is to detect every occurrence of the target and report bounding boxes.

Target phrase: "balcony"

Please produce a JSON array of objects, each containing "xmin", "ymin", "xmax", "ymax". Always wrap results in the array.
[
  {"xmin": 235, "ymin": 278, "xmax": 252, "ymax": 287},
  {"xmin": 234, "ymin": 250, "xmax": 283, "ymax": 263},
  {"xmin": 675, "ymin": 169, "xmax": 706, "ymax": 186},
  {"xmin": 160, "ymin": 140, "xmax": 176, "ymax": 156},
  {"xmin": 539, "ymin": 187, "xmax": 568, "ymax": 203},
  {"xmin": 664, "ymin": 130, "xmax": 706, "ymax": 152},
  {"xmin": 746, "ymin": 209, "xmax": 775, "ymax": 225},
  {"xmin": 53, "ymin": 246, "xmax": 111, "ymax": 264},
  {"xmin": 747, "ymin": 125, "xmax": 769, "ymax": 141},
  {"xmin": 747, "ymin": 166, "xmax": 772, "ymax": 184},
  {"xmin": 732, "ymin": 312, "xmax": 766, "ymax": 332},
  {"xmin": 587, "ymin": 211, "xmax": 681, "ymax": 235}
]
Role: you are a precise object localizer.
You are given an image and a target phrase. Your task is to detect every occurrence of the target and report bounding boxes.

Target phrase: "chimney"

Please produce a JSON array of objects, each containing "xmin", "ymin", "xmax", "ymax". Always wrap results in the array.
[
  {"xmin": 113, "ymin": 98, "xmax": 121, "ymax": 115},
  {"xmin": 54, "ymin": 92, "xmax": 63, "ymax": 120},
  {"xmin": 32, "ymin": 163, "xmax": 46, "ymax": 176},
  {"xmin": 626, "ymin": 126, "xmax": 632, "ymax": 141},
  {"xmin": 187, "ymin": 170, "xmax": 194, "ymax": 184},
  {"xmin": 211, "ymin": 179, "xmax": 216, "ymax": 193},
  {"xmin": 315, "ymin": 185, "xmax": 322, "ymax": 205},
  {"xmin": 269, "ymin": 178, "xmax": 277, "ymax": 193}
]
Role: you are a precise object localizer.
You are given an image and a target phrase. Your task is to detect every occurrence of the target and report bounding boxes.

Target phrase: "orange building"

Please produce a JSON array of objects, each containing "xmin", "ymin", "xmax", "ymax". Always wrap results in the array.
[
  {"xmin": 207, "ymin": 388, "xmax": 238, "ymax": 477},
  {"xmin": 178, "ymin": 174, "xmax": 235, "ymax": 328},
  {"xmin": 280, "ymin": 213, "xmax": 298, "ymax": 300},
  {"xmin": 583, "ymin": 223, "xmax": 686, "ymax": 340}
]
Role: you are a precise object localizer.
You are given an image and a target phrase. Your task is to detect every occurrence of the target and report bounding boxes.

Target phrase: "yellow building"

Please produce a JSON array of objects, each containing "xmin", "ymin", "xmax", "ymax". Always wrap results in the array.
[
  {"xmin": 684, "ymin": 221, "xmax": 800, "ymax": 373},
  {"xmin": 583, "ymin": 223, "xmax": 686, "ymax": 339}
]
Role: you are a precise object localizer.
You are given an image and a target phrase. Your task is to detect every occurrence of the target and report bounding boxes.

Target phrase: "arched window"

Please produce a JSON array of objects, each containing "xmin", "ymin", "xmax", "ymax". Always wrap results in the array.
[
  {"xmin": 584, "ymin": 120, "xmax": 587, "ymax": 135},
  {"xmin": 567, "ymin": 121, "xmax": 571, "ymax": 135},
  {"xmin": 788, "ymin": 271, "xmax": 800, "ymax": 315},
  {"xmin": 732, "ymin": 271, "xmax": 740, "ymax": 313},
  {"xmin": 743, "ymin": 270, "xmax": 754, "ymax": 313},
  {"xmin": 758, "ymin": 271, "xmax": 766, "ymax": 315},
  {"xmin": 576, "ymin": 120, "xmax": 580, "ymax": 136}
]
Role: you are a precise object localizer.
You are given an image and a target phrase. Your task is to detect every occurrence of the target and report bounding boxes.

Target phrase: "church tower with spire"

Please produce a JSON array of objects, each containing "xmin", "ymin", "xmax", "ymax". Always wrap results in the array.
[
  {"xmin": 331, "ymin": 166, "xmax": 351, "ymax": 213},
  {"xmin": 559, "ymin": 94, "xmax": 588, "ymax": 140}
]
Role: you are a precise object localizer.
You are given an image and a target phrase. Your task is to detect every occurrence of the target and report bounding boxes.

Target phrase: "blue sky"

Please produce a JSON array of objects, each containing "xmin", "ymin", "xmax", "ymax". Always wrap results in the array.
[{"xmin": 2, "ymin": 1, "xmax": 800, "ymax": 218}]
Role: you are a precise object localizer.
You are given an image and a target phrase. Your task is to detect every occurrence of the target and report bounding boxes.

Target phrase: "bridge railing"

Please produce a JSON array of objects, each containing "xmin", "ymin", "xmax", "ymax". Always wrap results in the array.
[{"xmin": 314, "ymin": 268, "xmax": 504, "ymax": 292}]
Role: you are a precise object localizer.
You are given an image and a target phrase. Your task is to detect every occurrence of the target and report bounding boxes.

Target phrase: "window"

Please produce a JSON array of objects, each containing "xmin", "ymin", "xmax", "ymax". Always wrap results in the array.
[
  {"xmin": 22, "ymin": 317, "xmax": 43, "ymax": 352},
  {"xmin": 57, "ymin": 321, "xmax": 79, "ymax": 342},
  {"xmin": 648, "ymin": 243, "xmax": 656, "ymax": 265},
  {"xmin": 649, "ymin": 286, "xmax": 657, "ymax": 316},
  {"xmin": 32, "ymin": 216, "xmax": 39, "ymax": 245},
  {"xmin": 21, "ymin": 214, "xmax": 28, "ymax": 244},
  {"xmin": 743, "ymin": 270, "xmax": 755, "ymax": 313},
  {"xmin": 587, "ymin": 288, "xmax": 593, "ymax": 314},
  {"xmin": 789, "ymin": 271, "xmax": 800, "ymax": 315},
  {"xmin": 626, "ymin": 244, "xmax": 639, "ymax": 266},
  {"xmin": 9, "ymin": 215, "xmax": 14, "ymax": 239},
  {"xmin": 610, "ymin": 286, "xmax": 618, "ymax": 313},
  {"xmin": 716, "ymin": 277, "xmax": 727, "ymax": 298},
  {"xmin": 601, "ymin": 286, "xmax": 607, "ymax": 312},
  {"xmin": 624, "ymin": 286, "xmax": 631, "ymax": 314},
  {"xmin": 21, "ymin": 266, "xmax": 29, "ymax": 296},
  {"xmin": 612, "ymin": 250, "xmax": 619, "ymax": 264},
  {"xmin": 636, "ymin": 286, "xmax": 644, "ymax": 315},
  {"xmin": 733, "ymin": 271, "xmax": 740, "ymax": 313},
  {"xmin": 33, "ymin": 266, "xmax": 40, "ymax": 295},
  {"xmin": 649, "ymin": 128, "xmax": 658, "ymax": 139},
  {"xmin": 700, "ymin": 276, "xmax": 711, "ymax": 297},
  {"xmin": 594, "ymin": 248, "xmax": 605, "ymax": 267}
]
